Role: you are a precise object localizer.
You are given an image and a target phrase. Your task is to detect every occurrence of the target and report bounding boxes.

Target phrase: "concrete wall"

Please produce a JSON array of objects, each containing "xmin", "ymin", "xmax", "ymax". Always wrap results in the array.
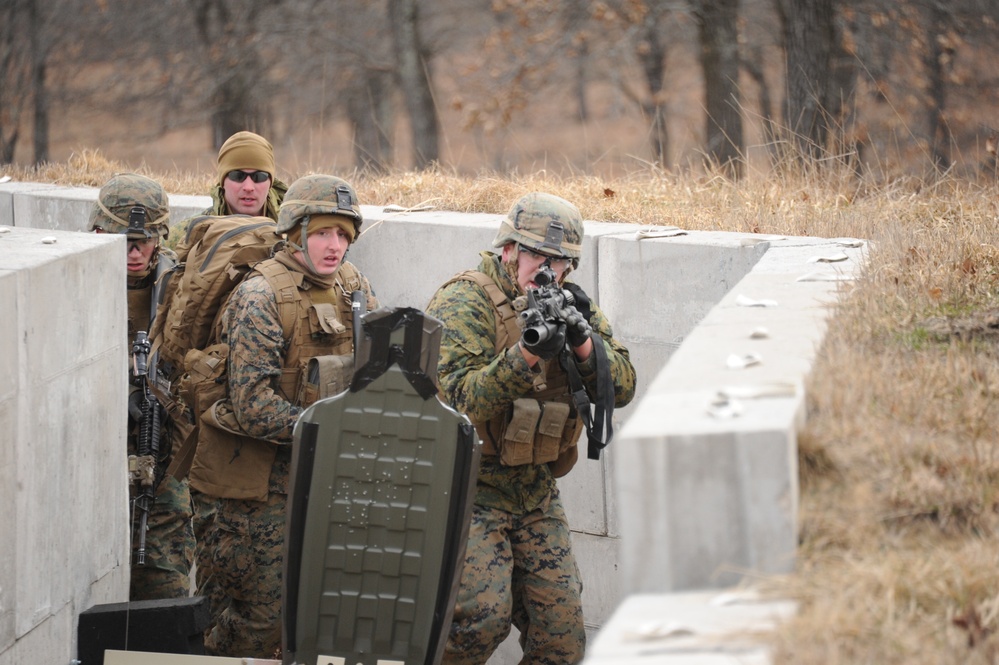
[
  {"xmin": 0, "ymin": 182, "xmax": 865, "ymax": 664},
  {"xmin": 0, "ymin": 225, "xmax": 130, "ymax": 665}
]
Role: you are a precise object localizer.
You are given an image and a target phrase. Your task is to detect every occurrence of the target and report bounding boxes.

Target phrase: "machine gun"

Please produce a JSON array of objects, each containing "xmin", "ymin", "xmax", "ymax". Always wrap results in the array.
[
  {"xmin": 128, "ymin": 330, "xmax": 163, "ymax": 566},
  {"xmin": 519, "ymin": 264, "xmax": 590, "ymax": 350}
]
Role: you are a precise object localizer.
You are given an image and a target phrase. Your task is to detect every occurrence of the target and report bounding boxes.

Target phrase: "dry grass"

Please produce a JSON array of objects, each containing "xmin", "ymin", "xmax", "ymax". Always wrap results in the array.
[{"xmin": 8, "ymin": 150, "xmax": 999, "ymax": 663}]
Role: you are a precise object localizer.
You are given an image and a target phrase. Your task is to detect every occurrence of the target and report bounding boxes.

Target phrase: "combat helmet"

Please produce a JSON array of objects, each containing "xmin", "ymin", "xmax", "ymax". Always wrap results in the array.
[
  {"xmin": 89, "ymin": 173, "xmax": 170, "ymax": 240},
  {"xmin": 493, "ymin": 192, "xmax": 583, "ymax": 265},
  {"xmin": 277, "ymin": 174, "xmax": 363, "ymax": 238}
]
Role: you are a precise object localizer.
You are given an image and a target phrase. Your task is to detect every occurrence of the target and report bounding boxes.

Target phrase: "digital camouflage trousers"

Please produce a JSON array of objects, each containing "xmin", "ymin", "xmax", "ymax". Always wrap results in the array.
[
  {"xmin": 129, "ymin": 474, "xmax": 194, "ymax": 601},
  {"xmin": 442, "ymin": 491, "xmax": 585, "ymax": 665},
  {"xmin": 203, "ymin": 492, "xmax": 285, "ymax": 659},
  {"xmin": 191, "ymin": 488, "xmax": 222, "ymax": 643}
]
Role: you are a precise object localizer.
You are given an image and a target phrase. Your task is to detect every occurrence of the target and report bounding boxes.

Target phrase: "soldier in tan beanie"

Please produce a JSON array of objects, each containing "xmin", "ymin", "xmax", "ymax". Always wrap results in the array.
[
  {"xmin": 216, "ymin": 131, "xmax": 277, "ymax": 216},
  {"xmin": 166, "ymin": 130, "xmax": 288, "ymax": 254},
  {"xmin": 163, "ymin": 131, "xmax": 289, "ymax": 630}
]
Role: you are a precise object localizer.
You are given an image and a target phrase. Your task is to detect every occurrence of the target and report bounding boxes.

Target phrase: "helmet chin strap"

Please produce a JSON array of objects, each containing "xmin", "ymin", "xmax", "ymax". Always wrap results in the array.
[
  {"xmin": 502, "ymin": 246, "xmax": 525, "ymax": 295},
  {"xmin": 293, "ymin": 217, "xmax": 350, "ymax": 278},
  {"xmin": 297, "ymin": 217, "xmax": 322, "ymax": 276}
]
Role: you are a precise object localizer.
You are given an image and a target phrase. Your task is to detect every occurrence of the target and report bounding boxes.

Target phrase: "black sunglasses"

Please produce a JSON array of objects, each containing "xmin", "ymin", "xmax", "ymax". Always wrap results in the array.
[{"xmin": 226, "ymin": 170, "xmax": 271, "ymax": 184}]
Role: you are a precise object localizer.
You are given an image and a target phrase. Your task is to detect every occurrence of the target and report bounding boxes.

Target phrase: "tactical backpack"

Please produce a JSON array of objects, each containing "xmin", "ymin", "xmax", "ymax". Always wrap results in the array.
[
  {"xmin": 149, "ymin": 215, "xmax": 294, "ymax": 477},
  {"xmin": 150, "ymin": 214, "xmax": 283, "ymax": 379}
]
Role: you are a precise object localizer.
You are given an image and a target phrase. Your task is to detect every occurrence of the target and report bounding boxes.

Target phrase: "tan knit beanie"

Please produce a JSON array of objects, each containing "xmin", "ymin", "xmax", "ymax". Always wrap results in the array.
[
  {"xmin": 287, "ymin": 214, "xmax": 356, "ymax": 247},
  {"xmin": 216, "ymin": 131, "xmax": 276, "ymax": 184}
]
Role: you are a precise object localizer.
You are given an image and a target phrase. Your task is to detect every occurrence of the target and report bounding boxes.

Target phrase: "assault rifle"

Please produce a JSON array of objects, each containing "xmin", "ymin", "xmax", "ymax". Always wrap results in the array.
[
  {"xmin": 519, "ymin": 264, "xmax": 589, "ymax": 349},
  {"xmin": 128, "ymin": 330, "xmax": 163, "ymax": 566},
  {"xmin": 519, "ymin": 264, "xmax": 616, "ymax": 462}
]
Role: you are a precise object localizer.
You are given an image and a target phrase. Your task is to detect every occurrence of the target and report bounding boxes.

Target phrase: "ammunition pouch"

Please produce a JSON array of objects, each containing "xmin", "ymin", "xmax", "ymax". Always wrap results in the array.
[
  {"xmin": 188, "ymin": 399, "xmax": 276, "ymax": 503},
  {"xmin": 296, "ymin": 354, "xmax": 355, "ymax": 407},
  {"xmin": 485, "ymin": 399, "xmax": 582, "ymax": 477},
  {"xmin": 178, "ymin": 343, "xmax": 230, "ymax": 420}
]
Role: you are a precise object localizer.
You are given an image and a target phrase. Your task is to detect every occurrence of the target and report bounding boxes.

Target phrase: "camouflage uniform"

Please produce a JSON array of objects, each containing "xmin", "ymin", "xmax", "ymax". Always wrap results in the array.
[
  {"xmin": 191, "ymin": 175, "xmax": 377, "ymax": 658},
  {"xmin": 427, "ymin": 194, "xmax": 636, "ymax": 665},
  {"xmin": 162, "ymin": 131, "xmax": 287, "ymax": 618},
  {"xmin": 90, "ymin": 173, "xmax": 195, "ymax": 601}
]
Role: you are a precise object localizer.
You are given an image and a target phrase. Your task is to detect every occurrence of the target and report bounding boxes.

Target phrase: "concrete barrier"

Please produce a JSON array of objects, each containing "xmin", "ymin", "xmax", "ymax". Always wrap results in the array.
[
  {"xmin": 0, "ymin": 182, "xmax": 864, "ymax": 664},
  {"xmin": 0, "ymin": 225, "xmax": 130, "ymax": 665}
]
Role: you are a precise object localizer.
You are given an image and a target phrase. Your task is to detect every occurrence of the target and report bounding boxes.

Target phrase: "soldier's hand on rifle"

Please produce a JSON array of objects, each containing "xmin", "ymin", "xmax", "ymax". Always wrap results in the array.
[
  {"xmin": 128, "ymin": 387, "xmax": 145, "ymax": 422},
  {"xmin": 521, "ymin": 313, "xmax": 566, "ymax": 360},
  {"xmin": 561, "ymin": 283, "xmax": 594, "ymax": 348},
  {"xmin": 562, "ymin": 305, "xmax": 591, "ymax": 348}
]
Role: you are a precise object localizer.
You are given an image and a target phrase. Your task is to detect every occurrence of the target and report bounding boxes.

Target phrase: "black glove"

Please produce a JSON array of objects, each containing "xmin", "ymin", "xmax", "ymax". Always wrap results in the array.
[
  {"xmin": 562, "ymin": 283, "xmax": 593, "ymax": 321},
  {"xmin": 561, "ymin": 283, "xmax": 594, "ymax": 347},
  {"xmin": 522, "ymin": 320, "xmax": 566, "ymax": 360},
  {"xmin": 562, "ymin": 304, "xmax": 592, "ymax": 348},
  {"xmin": 128, "ymin": 388, "xmax": 145, "ymax": 422}
]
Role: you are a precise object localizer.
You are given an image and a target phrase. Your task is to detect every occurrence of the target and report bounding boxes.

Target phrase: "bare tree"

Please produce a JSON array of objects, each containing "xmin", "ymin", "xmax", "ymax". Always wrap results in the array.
[
  {"xmin": 26, "ymin": 0, "xmax": 50, "ymax": 164},
  {"xmin": 690, "ymin": 0, "xmax": 743, "ymax": 176},
  {"xmin": 775, "ymin": 0, "xmax": 836, "ymax": 160},
  {"xmin": 187, "ymin": 0, "xmax": 283, "ymax": 149},
  {"xmin": 0, "ymin": 0, "xmax": 30, "ymax": 163},
  {"xmin": 344, "ymin": 64, "xmax": 394, "ymax": 173},
  {"xmin": 634, "ymin": 6, "xmax": 671, "ymax": 166},
  {"xmin": 596, "ymin": 1, "xmax": 677, "ymax": 167},
  {"xmin": 389, "ymin": 0, "xmax": 440, "ymax": 169}
]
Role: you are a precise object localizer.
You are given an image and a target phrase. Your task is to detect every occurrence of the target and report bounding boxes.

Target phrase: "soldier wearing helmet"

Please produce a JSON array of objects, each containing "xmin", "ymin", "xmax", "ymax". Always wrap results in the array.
[
  {"xmin": 191, "ymin": 174, "xmax": 377, "ymax": 658},
  {"xmin": 166, "ymin": 130, "xmax": 288, "ymax": 256},
  {"xmin": 89, "ymin": 173, "xmax": 195, "ymax": 601},
  {"xmin": 427, "ymin": 192, "xmax": 636, "ymax": 664}
]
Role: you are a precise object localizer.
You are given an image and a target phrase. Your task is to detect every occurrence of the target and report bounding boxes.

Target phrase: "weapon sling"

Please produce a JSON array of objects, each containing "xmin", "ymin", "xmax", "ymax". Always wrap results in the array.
[{"xmin": 560, "ymin": 331, "xmax": 615, "ymax": 460}]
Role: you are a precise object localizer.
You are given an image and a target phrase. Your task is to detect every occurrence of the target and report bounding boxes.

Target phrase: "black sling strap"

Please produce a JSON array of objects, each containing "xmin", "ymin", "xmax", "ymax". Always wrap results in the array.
[{"xmin": 561, "ymin": 331, "xmax": 616, "ymax": 460}]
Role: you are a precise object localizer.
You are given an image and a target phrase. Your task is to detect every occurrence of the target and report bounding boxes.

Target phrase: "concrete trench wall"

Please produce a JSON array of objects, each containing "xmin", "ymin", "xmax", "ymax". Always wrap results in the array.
[{"xmin": 0, "ymin": 182, "xmax": 864, "ymax": 664}]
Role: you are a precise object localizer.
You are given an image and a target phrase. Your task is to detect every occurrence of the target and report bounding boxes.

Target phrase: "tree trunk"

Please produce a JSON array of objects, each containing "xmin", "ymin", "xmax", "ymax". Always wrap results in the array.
[
  {"xmin": 636, "ymin": 13, "xmax": 669, "ymax": 166},
  {"xmin": 776, "ymin": 0, "xmax": 835, "ymax": 161},
  {"xmin": 744, "ymin": 43, "xmax": 777, "ymax": 161},
  {"xmin": 924, "ymin": 0, "xmax": 951, "ymax": 171},
  {"xmin": 575, "ymin": 39, "xmax": 589, "ymax": 123},
  {"xmin": 389, "ymin": 0, "xmax": 439, "ymax": 170},
  {"xmin": 692, "ymin": 0, "xmax": 743, "ymax": 177},
  {"xmin": 0, "ymin": 0, "xmax": 26, "ymax": 164},
  {"xmin": 212, "ymin": 73, "xmax": 266, "ymax": 150},
  {"xmin": 346, "ymin": 67, "xmax": 394, "ymax": 174},
  {"xmin": 28, "ymin": 0, "xmax": 48, "ymax": 164}
]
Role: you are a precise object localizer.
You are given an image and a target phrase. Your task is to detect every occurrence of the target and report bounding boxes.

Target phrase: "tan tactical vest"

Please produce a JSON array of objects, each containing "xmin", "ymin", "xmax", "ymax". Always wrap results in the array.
[
  {"xmin": 189, "ymin": 259, "xmax": 367, "ymax": 500},
  {"xmin": 445, "ymin": 270, "xmax": 583, "ymax": 477}
]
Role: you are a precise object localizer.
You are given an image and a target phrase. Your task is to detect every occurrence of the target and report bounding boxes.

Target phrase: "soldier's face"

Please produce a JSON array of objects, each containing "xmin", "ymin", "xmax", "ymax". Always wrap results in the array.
[
  {"xmin": 503, "ymin": 243, "xmax": 569, "ymax": 291},
  {"xmin": 223, "ymin": 169, "xmax": 271, "ymax": 216},
  {"xmin": 126, "ymin": 237, "xmax": 157, "ymax": 273},
  {"xmin": 297, "ymin": 224, "xmax": 351, "ymax": 275}
]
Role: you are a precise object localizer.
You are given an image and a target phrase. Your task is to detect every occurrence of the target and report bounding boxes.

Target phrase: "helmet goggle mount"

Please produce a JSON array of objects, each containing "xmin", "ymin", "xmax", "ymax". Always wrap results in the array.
[
  {"xmin": 539, "ymin": 221, "xmax": 566, "ymax": 256},
  {"xmin": 127, "ymin": 206, "xmax": 148, "ymax": 235},
  {"xmin": 125, "ymin": 206, "xmax": 158, "ymax": 254},
  {"xmin": 336, "ymin": 184, "xmax": 358, "ymax": 217}
]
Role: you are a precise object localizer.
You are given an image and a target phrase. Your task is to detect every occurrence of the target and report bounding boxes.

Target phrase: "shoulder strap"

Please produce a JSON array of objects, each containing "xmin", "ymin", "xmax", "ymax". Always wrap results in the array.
[
  {"xmin": 149, "ymin": 251, "xmax": 178, "ymax": 328},
  {"xmin": 446, "ymin": 270, "xmax": 519, "ymax": 353},
  {"xmin": 336, "ymin": 260, "xmax": 363, "ymax": 294},
  {"xmin": 254, "ymin": 259, "xmax": 301, "ymax": 342}
]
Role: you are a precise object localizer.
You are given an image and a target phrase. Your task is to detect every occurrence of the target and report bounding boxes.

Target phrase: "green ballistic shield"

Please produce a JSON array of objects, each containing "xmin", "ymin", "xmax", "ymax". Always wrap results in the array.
[{"xmin": 283, "ymin": 308, "xmax": 480, "ymax": 665}]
